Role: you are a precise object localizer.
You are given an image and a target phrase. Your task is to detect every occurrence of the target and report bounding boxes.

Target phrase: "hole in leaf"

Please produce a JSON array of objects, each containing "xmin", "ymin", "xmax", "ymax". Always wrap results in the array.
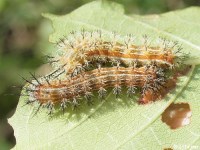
[
  {"xmin": 163, "ymin": 148, "xmax": 173, "ymax": 150},
  {"xmin": 161, "ymin": 103, "xmax": 191, "ymax": 129}
]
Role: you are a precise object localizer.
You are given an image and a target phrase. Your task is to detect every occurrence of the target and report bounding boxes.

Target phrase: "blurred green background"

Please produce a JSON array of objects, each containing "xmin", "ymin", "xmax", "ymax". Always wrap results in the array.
[{"xmin": 0, "ymin": 0, "xmax": 199, "ymax": 149}]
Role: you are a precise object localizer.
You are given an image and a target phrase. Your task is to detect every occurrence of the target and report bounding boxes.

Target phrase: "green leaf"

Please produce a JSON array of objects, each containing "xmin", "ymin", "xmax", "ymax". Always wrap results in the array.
[
  {"xmin": 0, "ymin": 0, "xmax": 5, "ymax": 13},
  {"xmin": 9, "ymin": 1, "xmax": 200, "ymax": 150}
]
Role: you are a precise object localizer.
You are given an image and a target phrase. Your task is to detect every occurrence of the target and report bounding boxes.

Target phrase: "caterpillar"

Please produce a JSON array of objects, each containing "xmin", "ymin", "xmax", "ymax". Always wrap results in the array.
[
  {"xmin": 23, "ymin": 66, "xmax": 166, "ymax": 114},
  {"xmin": 47, "ymin": 30, "xmax": 182, "ymax": 79},
  {"xmin": 21, "ymin": 30, "xmax": 189, "ymax": 115}
]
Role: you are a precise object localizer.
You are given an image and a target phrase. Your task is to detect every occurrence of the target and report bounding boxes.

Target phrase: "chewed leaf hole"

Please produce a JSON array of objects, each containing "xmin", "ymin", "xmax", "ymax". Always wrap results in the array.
[{"xmin": 161, "ymin": 103, "xmax": 191, "ymax": 129}]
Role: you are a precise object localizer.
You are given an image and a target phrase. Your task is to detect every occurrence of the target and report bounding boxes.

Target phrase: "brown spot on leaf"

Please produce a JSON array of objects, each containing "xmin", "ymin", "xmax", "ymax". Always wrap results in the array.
[
  {"xmin": 162, "ymin": 103, "xmax": 191, "ymax": 129},
  {"xmin": 163, "ymin": 148, "xmax": 173, "ymax": 150},
  {"xmin": 139, "ymin": 78, "xmax": 177, "ymax": 104},
  {"xmin": 174, "ymin": 65, "xmax": 192, "ymax": 78},
  {"xmin": 139, "ymin": 65, "xmax": 192, "ymax": 104}
]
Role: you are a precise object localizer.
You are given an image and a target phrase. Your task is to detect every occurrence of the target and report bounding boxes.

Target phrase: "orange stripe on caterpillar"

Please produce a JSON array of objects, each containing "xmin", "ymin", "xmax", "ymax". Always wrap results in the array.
[{"xmin": 86, "ymin": 49, "xmax": 174, "ymax": 66}]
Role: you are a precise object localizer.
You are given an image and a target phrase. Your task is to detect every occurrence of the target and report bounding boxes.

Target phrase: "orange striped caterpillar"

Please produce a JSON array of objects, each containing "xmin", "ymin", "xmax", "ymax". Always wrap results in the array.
[
  {"xmin": 23, "ymin": 66, "xmax": 165, "ymax": 114},
  {"xmin": 47, "ymin": 30, "xmax": 182, "ymax": 79}
]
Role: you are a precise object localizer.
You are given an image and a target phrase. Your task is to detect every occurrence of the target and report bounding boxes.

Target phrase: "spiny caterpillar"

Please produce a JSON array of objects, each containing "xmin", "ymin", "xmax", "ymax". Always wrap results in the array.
[
  {"xmin": 23, "ymin": 66, "xmax": 165, "ymax": 114},
  {"xmin": 22, "ymin": 30, "xmax": 187, "ymax": 115},
  {"xmin": 47, "ymin": 30, "xmax": 182, "ymax": 79}
]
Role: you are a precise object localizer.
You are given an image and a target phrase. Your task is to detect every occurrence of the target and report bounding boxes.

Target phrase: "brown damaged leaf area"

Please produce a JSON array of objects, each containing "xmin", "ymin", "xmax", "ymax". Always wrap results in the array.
[
  {"xmin": 161, "ymin": 103, "xmax": 191, "ymax": 129},
  {"xmin": 139, "ymin": 77, "xmax": 177, "ymax": 104},
  {"xmin": 139, "ymin": 65, "xmax": 192, "ymax": 104}
]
